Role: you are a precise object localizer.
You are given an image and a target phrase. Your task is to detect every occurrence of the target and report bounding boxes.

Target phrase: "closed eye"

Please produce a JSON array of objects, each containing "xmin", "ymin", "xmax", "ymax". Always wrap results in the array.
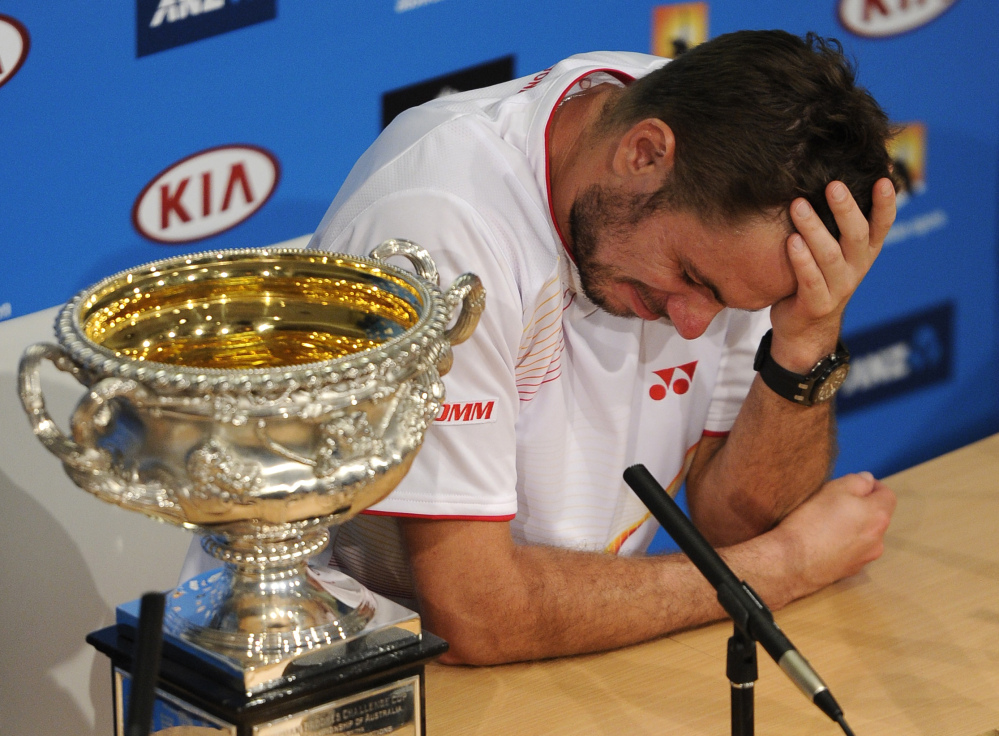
[{"xmin": 677, "ymin": 259, "xmax": 728, "ymax": 307}]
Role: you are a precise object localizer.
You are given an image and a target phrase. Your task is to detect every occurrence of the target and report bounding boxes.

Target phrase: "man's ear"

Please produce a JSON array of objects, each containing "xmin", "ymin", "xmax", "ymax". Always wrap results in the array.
[{"xmin": 611, "ymin": 119, "xmax": 675, "ymax": 192}]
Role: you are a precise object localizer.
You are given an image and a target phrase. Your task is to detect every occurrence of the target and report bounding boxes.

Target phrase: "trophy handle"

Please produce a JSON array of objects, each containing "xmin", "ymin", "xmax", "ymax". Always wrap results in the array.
[
  {"xmin": 19, "ymin": 342, "xmax": 105, "ymax": 471},
  {"xmin": 434, "ymin": 273, "xmax": 485, "ymax": 377},
  {"xmin": 369, "ymin": 238, "xmax": 440, "ymax": 284},
  {"xmin": 442, "ymin": 272, "xmax": 485, "ymax": 347},
  {"xmin": 368, "ymin": 239, "xmax": 485, "ymax": 374},
  {"xmin": 18, "ymin": 342, "xmax": 148, "ymax": 473},
  {"xmin": 70, "ymin": 375, "xmax": 154, "ymax": 457}
]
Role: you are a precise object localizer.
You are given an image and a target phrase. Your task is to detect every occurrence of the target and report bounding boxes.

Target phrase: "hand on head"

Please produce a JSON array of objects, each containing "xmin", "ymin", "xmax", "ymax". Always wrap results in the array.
[{"xmin": 768, "ymin": 177, "xmax": 897, "ymax": 372}]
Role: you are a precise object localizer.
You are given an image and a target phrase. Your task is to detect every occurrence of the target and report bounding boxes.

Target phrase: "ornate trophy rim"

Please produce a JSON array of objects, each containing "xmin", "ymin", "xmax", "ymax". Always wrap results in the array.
[{"xmin": 54, "ymin": 246, "xmax": 453, "ymax": 402}]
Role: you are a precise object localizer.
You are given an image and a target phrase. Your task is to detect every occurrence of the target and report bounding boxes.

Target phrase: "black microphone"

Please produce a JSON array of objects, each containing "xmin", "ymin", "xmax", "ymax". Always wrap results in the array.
[
  {"xmin": 623, "ymin": 464, "xmax": 855, "ymax": 736},
  {"xmin": 126, "ymin": 592, "xmax": 166, "ymax": 736}
]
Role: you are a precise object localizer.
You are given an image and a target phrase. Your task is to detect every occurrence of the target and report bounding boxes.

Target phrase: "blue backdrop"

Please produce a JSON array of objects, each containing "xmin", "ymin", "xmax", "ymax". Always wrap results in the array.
[{"xmin": 1, "ymin": 1, "xmax": 996, "ymax": 489}]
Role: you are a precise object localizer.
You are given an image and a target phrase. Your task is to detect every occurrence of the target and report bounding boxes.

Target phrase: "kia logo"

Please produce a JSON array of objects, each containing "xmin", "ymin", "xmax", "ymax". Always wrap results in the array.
[
  {"xmin": 838, "ymin": 0, "xmax": 959, "ymax": 38},
  {"xmin": 0, "ymin": 14, "xmax": 30, "ymax": 90},
  {"xmin": 132, "ymin": 144, "xmax": 280, "ymax": 244}
]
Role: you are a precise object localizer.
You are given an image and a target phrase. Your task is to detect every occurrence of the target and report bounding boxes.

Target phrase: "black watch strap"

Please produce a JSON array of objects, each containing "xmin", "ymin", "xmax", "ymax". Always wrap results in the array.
[{"xmin": 753, "ymin": 329, "xmax": 849, "ymax": 406}]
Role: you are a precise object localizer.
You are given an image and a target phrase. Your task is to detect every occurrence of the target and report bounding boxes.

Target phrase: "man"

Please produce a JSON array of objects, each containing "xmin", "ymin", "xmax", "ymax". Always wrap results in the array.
[{"xmin": 194, "ymin": 30, "xmax": 898, "ymax": 665}]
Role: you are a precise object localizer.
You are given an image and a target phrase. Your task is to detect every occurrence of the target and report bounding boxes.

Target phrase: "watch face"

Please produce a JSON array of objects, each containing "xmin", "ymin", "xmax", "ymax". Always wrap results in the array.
[{"xmin": 815, "ymin": 363, "xmax": 851, "ymax": 403}]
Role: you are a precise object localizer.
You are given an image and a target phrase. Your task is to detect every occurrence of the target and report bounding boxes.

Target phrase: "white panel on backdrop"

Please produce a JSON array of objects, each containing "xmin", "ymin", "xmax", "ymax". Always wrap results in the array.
[{"xmin": 0, "ymin": 308, "xmax": 191, "ymax": 735}]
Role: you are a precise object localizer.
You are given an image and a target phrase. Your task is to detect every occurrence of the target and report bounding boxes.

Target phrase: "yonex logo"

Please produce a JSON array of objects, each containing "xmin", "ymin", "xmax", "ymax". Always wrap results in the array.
[
  {"xmin": 436, "ymin": 400, "xmax": 496, "ymax": 425},
  {"xmin": 519, "ymin": 68, "xmax": 552, "ymax": 92},
  {"xmin": 649, "ymin": 361, "xmax": 697, "ymax": 400}
]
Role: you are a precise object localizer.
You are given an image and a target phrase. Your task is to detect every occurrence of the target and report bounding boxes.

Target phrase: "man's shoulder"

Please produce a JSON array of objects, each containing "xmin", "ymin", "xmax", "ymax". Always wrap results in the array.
[{"xmin": 558, "ymin": 51, "xmax": 668, "ymax": 73}]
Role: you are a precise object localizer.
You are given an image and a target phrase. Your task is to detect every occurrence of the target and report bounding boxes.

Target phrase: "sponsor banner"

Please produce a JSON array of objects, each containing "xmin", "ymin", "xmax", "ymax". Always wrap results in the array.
[
  {"xmin": 395, "ymin": 0, "xmax": 447, "ymax": 11},
  {"xmin": 0, "ymin": 14, "xmax": 30, "ymax": 90},
  {"xmin": 838, "ymin": 0, "xmax": 959, "ymax": 38},
  {"xmin": 837, "ymin": 303, "xmax": 953, "ymax": 414},
  {"xmin": 132, "ymin": 144, "xmax": 280, "ymax": 244},
  {"xmin": 136, "ymin": 0, "xmax": 277, "ymax": 58},
  {"xmin": 381, "ymin": 56, "xmax": 515, "ymax": 129},
  {"xmin": 651, "ymin": 2, "xmax": 709, "ymax": 58}
]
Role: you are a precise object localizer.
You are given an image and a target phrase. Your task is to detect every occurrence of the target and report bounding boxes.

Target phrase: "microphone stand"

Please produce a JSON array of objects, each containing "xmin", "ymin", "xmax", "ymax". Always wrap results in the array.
[
  {"xmin": 623, "ymin": 464, "xmax": 856, "ymax": 736},
  {"xmin": 728, "ymin": 625, "xmax": 757, "ymax": 736}
]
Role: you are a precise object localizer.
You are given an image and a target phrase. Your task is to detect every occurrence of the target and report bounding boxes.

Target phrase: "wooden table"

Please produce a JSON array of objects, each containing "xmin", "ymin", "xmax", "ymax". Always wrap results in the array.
[{"xmin": 424, "ymin": 435, "xmax": 999, "ymax": 735}]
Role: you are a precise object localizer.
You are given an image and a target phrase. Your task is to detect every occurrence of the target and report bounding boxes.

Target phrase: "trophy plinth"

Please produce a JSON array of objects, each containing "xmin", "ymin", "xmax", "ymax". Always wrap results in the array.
[
  {"xmin": 86, "ymin": 568, "xmax": 446, "ymax": 735},
  {"xmin": 19, "ymin": 241, "xmax": 484, "ymax": 735}
]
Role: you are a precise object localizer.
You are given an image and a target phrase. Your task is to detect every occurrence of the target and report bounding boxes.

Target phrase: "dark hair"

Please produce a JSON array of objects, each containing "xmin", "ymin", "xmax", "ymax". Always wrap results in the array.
[{"xmin": 605, "ymin": 30, "xmax": 896, "ymax": 238}]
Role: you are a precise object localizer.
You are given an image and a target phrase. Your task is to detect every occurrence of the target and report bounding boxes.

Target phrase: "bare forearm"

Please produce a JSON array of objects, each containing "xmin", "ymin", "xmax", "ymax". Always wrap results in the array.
[
  {"xmin": 688, "ymin": 375, "xmax": 835, "ymax": 546},
  {"xmin": 422, "ymin": 532, "xmax": 800, "ymax": 665},
  {"xmin": 407, "ymin": 471, "xmax": 894, "ymax": 666}
]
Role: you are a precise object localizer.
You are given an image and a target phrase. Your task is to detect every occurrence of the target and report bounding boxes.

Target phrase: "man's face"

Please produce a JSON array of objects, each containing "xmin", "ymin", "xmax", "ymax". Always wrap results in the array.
[{"xmin": 568, "ymin": 184, "xmax": 797, "ymax": 339}]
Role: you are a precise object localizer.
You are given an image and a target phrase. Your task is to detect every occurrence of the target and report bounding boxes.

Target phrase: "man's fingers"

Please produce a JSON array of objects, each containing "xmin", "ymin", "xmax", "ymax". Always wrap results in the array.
[
  {"xmin": 789, "ymin": 197, "xmax": 847, "ymax": 285},
  {"xmin": 825, "ymin": 181, "xmax": 872, "ymax": 266},
  {"xmin": 867, "ymin": 177, "xmax": 897, "ymax": 249},
  {"xmin": 786, "ymin": 233, "xmax": 831, "ymax": 309}
]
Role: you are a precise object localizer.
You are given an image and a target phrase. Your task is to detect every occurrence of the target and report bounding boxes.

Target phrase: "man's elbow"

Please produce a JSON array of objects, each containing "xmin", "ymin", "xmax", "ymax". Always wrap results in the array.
[
  {"xmin": 688, "ymin": 490, "xmax": 777, "ymax": 547},
  {"xmin": 419, "ymin": 598, "xmax": 535, "ymax": 666},
  {"xmin": 428, "ymin": 622, "xmax": 524, "ymax": 666}
]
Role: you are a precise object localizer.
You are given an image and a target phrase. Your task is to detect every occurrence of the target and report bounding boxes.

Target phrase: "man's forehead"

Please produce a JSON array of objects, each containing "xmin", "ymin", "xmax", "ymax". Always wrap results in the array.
[{"xmin": 679, "ymin": 210, "xmax": 797, "ymax": 310}]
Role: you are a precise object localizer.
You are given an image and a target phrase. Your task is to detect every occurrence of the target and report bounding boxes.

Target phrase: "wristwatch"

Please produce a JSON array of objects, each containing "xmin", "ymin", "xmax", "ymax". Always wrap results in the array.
[{"xmin": 753, "ymin": 329, "xmax": 851, "ymax": 406}]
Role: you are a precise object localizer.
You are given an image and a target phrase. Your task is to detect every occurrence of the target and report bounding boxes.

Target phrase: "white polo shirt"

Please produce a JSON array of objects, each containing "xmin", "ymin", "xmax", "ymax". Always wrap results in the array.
[{"xmin": 166, "ymin": 52, "xmax": 764, "ymax": 606}]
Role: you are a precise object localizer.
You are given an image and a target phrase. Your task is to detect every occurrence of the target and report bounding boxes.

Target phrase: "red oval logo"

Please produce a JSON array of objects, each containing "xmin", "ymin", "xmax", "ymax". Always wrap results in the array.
[
  {"xmin": 838, "ymin": 0, "xmax": 959, "ymax": 38},
  {"xmin": 132, "ymin": 144, "xmax": 280, "ymax": 244},
  {"xmin": 0, "ymin": 14, "xmax": 30, "ymax": 90}
]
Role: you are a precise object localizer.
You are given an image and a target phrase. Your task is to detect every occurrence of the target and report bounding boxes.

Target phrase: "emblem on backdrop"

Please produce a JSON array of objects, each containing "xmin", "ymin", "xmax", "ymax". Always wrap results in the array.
[
  {"xmin": 837, "ymin": 303, "xmax": 953, "ymax": 413},
  {"xmin": 884, "ymin": 122, "xmax": 949, "ymax": 247},
  {"xmin": 381, "ymin": 56, "xmax": 515, "ymax": 129},
  {"xmin": 132, "ymin": 144, "xmax": 280, "ymax": 244},
  {"xmin": 136, "ymin": 0, "xmax": 277, "ymax": 57},
  {"xmin": 0, "ymin": 14, "xmax": 30, "ymax": 90},
  {"xmin": 888, "ymin": 122, "xmax": 927, "ymax": 206},
  {"xmin": 651, "ymin": 3, "xmax": 709, "ymax": 58},
  {"xmin": 838, "ymin": 0, "xmax": 959, "ymax": 38}
]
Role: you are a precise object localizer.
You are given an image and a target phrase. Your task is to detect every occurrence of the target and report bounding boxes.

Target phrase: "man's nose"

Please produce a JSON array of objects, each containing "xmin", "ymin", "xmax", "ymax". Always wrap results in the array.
[{"xmin": 672, "ymin": 296, "xmax": 724, "ymax": 339}]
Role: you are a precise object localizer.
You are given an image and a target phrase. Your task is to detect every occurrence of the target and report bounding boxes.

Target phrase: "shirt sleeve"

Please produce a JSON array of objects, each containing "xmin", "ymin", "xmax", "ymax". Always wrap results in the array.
[
  {"xmin": 703, "ymin": 308, "xmax": 771, "ymax": 434},
  {"xmin": 311, "ymin": 189, "xmax": 523, "ymax": 519}
]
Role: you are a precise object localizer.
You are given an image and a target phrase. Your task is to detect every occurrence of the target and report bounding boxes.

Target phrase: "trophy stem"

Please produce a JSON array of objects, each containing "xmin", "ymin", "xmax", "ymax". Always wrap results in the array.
[{"xmin": 163, "ymin": 528, "xmax": 377, "ymax": 664}]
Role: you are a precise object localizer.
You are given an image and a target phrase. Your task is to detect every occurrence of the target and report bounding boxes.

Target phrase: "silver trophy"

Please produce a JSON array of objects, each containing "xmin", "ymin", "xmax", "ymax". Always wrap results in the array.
[{"xmin": 18, "ymin": 240, "xmax": 483, "ymax": 734}]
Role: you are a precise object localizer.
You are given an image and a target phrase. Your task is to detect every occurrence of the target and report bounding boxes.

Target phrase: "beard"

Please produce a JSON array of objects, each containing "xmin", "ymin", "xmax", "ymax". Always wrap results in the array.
[{"xmin": 568, "ymin": 184, "xmax": 672, "ymax": 322}]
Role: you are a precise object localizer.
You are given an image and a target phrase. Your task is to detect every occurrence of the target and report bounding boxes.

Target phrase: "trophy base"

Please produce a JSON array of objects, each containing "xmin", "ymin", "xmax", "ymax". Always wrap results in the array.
[
  {"xmin": 86, "ymin": 568, "xmax": 447, "ymax": 734},
  {"xmin": 88, "ymin": 624, "xmax": 446, "ymax": 735},
  {"xmin": 129, "ymin": 566, "xmax": 425, "ymax": 694}
]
